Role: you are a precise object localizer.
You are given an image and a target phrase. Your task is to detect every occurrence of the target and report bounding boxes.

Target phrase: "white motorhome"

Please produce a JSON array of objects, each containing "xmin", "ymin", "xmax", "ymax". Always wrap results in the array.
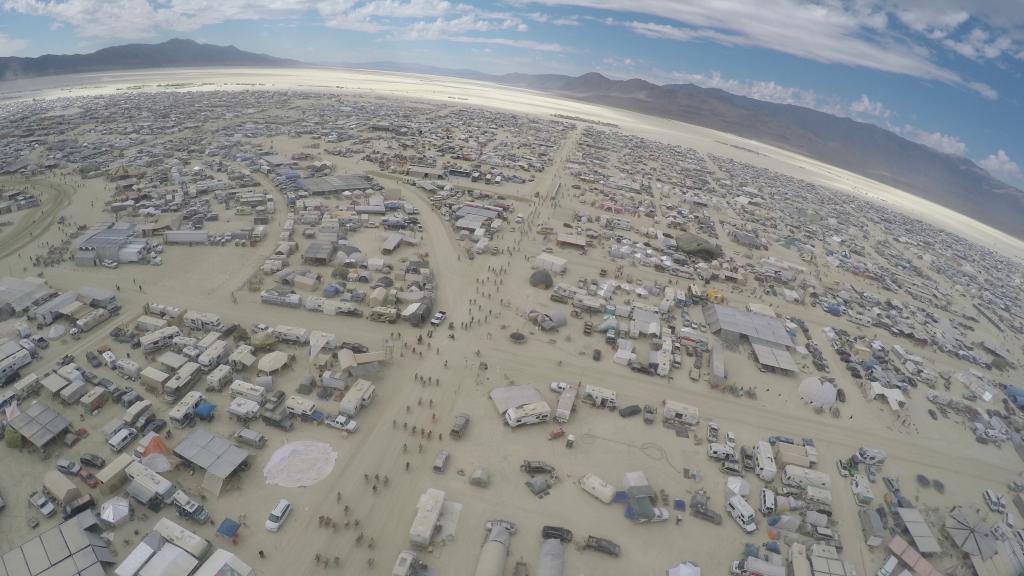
[
  {"xmin": 272, "ymin": 325, "xmax": 310, "ymax": 345},
  {"xmin": 228, "ymin": 397, "xmax": 261, "ymax": 420},
  {"xmin": 0, "ymin": 349, "xmax": 32, "ymax": 383},
  {"xmin": 182, "ymin": 310, "xmax": 225, "ymax": 333},
  {"xmin": 205, "ymin": 364, "xmax": 232, "ymax": 391},
  {"xmin": 782, "ymin": 465, "xmax": 831, "ymax": 490},
  {"xmin": 339, "ymin": 379, "xmax": 375, "ymax": 417},
  {"xmin": 123, "ymin": 399, "xmax": 153, "ymax": 428},
  {"xmin": 754, "ymin": 441, "xmax": 778, "ymax": 481},
  {"xmin": 727, "ymin": 495, "xmax": 757, "ymax": 533},
  {"xmin": 197, "ymin": 340, "xmax": 230, "ymax": 371},
  {"xmin": 169, "ymin": 391, "xmax": 204, "ymax": 428},
  {"xmin": 663, "ymin": 400, "xmax": 699, "ymax": 425},
  {"xmin": 578, "ymin": 473, "xmax": 615, "ymax": 504},
  {"xmin": 707, "ymin": 443, "xmax": 735, "ymax": 460},
  {"xmin": 285, "ymin": 396, "xmax": 317, "ymax": 418},
  {"xmin": 505, "ymin": 401, "xmax": 551, "ymax": 428},
  {"xmin": 140, "ymin": 326, "xmax": 182, "ymax": 353},
  {"xmin": 14, "ymin": 373, "xmax": 40, "ymax": 399},
  {"xmin": 162, "ymin": 362, "xmax": 200, "ymax": 403},
  {"xmin": 409, "ymin": 488, "xmax": 445, "ymax": 548},
  {"xmin": 229, "ymin": 380, "xmax": 265, "ymax": 404}
]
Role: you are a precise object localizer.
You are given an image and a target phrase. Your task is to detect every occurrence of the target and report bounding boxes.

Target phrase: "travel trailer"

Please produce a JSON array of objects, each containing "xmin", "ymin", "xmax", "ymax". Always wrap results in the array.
[{"xmin": 505, "ymin": 402, "xmax": 552, "ymax": 428}]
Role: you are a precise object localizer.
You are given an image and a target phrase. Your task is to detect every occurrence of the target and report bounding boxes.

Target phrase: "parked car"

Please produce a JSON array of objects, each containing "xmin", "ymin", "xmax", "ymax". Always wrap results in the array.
[
  {"xmin": 142, "ymin": 419, "xmax": 167, "ymax": 436},
  {"xmin": 592, "ymin": 348, "xmax": 602, "ymax": 361},
  {"xmin": 618, "ymin": 405, "xmax": 642, "ymax": 418},
  {"xmin": 58, "ymin": 354, "xmax": 75, "ymax": 367},
  {"xmin": 55, "ymin": 458, "xmax": 82, "ymax": 476},
  {"xmin": 430, "ymin": 311, "xmax": 447, "ymax": 326},
  {"xmin": 720, "ymin": 459, "xmax": 743, "ymax": 476},
  {"xmin": 549, "ymin": 381, "xmax": 569, "ymax": 393},
  {"xmin": 265, "ymin": 499, "xmax": 292, "ymax": 532},
  {"xmin": 80, "ymin": 454, "xmax": 106, "ymax": 469},
  {"xmin": 581, "ymin": 535, "xmax": 621, "ymax": 557},
  {"xmin": 642, "ymin": 404, "xmax": 656, "ymax": 424},
  {"xmin": 77, "ymin": 469, "xmax": 99, "ymax": 488},
  {"xmin": 85, "ymin": 351, "xmax": 101, "ymax": 368},
  {"xmin": 30, "ymin": 336, "xmax": 49, "ymax": 349},
  {"xmin": 340, "ymin": 342, "xmax": 368, "ymax": 354},
  {"xmin": 325, "ymin": 414, "xmax": 358, "ymax": 433},
  {"xmin": 29, "ymin": 491, "xmax": 56, "ymax": 517}
]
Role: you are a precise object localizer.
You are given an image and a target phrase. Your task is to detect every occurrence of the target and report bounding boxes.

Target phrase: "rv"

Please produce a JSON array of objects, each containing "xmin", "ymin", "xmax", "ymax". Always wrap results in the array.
[
  {"xmin": 581, "ymin": 385, "xmax": 617, "ymax": 408},
  {"xmin": 505, "ymin": 402, "xmax": 551, "ymax": 428},
  {"xmin": 578, "ymin": 473, "xmax": 615, "ymax": 504},
  {"xmin": 140, "ymin": 326, "xmax": 182, "ymax": 353},
  {"xmin": 13, "ymin": 373, "xmax": 41, "ymax": 399},
  {"xmin": 75, "ymin": 308, "xmax": 111, "ymax": 333},
  {"xmin": 0, "ymin": 349, "xmax": 32, "ymax": 384},
  {"xmin": 162, "ymin": 362, "xmax": 200, "ymax": 403},
  {"xmin": 234, "ymin": 428, "xmax": 267, "ymax": 448},
  {"xmin": 663, "ymin": 400, "xmax": 700, "ymax": 426},
  {"xmin": 169, "ymin": 391, "xmax": 204, "ymax": 428},
  {"xmin": 754, "ymin": 441, "xmax": 778, "ymax": 481},
  {"xmin": 555, "ymin": 385, "xmax": 578, "ymax": 423},
  {"xmin": 182, "ymin": 310, "xmax": 225, "ymax": 333},
  {"xmin": 229, "ymin": 380, "xmax": 265, "ymax": 404},
  {"xmin": 134, "ymin": 315, "xmax": 168, "ymax": 333},
  {"xmin": 285, "ymin": 396, "xmax": 317, "ymax": 418},
  {"xmin": 368, "ymin": 306, "xmax": 399, "ymax": 323},
  {"xmin": 726, "ymin": 495, "xmax": 757, "ymax": 533},
  {"xmin": 197, "ymin": 340, "xmax": 230, "ymax": 371},
  {"xmin": 707, "ymin": 443, "xmax": 735, "ymax": 461},
  {"xmin": 196, "ymin": 332, "xmax": 220, "ymax": 352},
  {"xmin": 205, "ymin": 364, "xmax": 232, "ymax": 391},
  {"xmin": 228, "ymin": 397, "xmax": 261, "ymax": 420},
  {"xmin": 782, "ymin": 465, "xmax": 831, "ymax": 491},
  {"xmin": 141, "ymin": 366, "xmax": 170, "ymax": 394},
  {"xmin": 115, "ymin": 359, "xmax": 141, "ymax": 381},
  {"xmin": 339, "ymin": 379, "xmax": 375, "ymax": 417},
  {"xmin": 123, "ymin": 399, "xmax": 153, "ymax": 428},
  {"xmin": 272, "ymin": 325, "xmax": 310, "ymax": 345},
  {"xmin": 409, "ymin": 488, "xmax": 445, "ymax": 548}
]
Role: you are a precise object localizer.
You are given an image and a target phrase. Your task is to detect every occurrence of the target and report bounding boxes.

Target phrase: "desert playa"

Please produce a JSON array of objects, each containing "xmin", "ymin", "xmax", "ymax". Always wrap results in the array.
[{"xmin": 0, "ymin": 68, "xmax": 1020, "ymax": 576}]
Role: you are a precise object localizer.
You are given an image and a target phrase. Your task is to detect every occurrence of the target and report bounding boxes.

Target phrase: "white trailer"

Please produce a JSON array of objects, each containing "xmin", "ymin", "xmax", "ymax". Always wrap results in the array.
[
  {"xmin": 663, "ymin": 400, "xmax": 700, "ymax": 426},
  {"xmin": 578, "ymin": 473, "xmax": 615, "ymax": 504},
  {"xmin": 782, "ymin": 465, "xmax": 831, "ymax": 491},
  {"xmin": 229, "ymin": 380, "xmax": 265, "ymax": 404},
  {"xmin": 409, "ymin": 488, "xmax": 445, "ymax": 548},
  {"xmin": 581, "ymin": 385, "xmax": 617, "ymax": 408},
  {"xmin": 0, "ymin": 349, "xmax": 32, "ymax": 384},
  {"xmin": 505, "ymin": 401, "xmax": 551, "ymax": 428},
  {"xmin": 205, "ymin": 364, "xmax": 232, "ymax": 391},
  {"xmin": 228, "ymin": 397, "xmax": 260, "ymax": 420},
  {"xmin": 197, "ymin": 340, "xmax": 230, "ymax": 371},
  {"xmin": 75, "ymin": 308, "xmax": 111, "ymax": 333},
  {"xmin": 162, "ymin": 362, "xmax": 200, "ymax": 403},
  {"xmin": 554, "ymin": 385, "xmax": 578, "ymax": 423},
  {"xmin": 140, "ymin": 326, "xmax": 181, "ymax": 353}
]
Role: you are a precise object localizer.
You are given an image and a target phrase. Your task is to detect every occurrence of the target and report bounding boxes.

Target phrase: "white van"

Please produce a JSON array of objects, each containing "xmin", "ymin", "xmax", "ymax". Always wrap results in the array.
[
  {"xmin": 707, "ymin": 443, "xmax": 735, "ymax": 460},
  {"xmin": 760, "ymin": 488, "xmax": 776, "ymax": 515},
  {"xmin": 108, "ymin": 427, "xmax": 138, "ymax": 452},
  {"xmin": 726, "ymin": 495, "xmax": 757, "ymax": 533}
]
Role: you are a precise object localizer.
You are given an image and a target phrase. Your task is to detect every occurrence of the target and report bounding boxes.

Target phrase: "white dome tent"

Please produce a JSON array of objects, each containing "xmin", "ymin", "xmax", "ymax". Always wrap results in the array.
[{"xmin": 799, "ymin": 377, "xmax": 837, "ymax": 410}]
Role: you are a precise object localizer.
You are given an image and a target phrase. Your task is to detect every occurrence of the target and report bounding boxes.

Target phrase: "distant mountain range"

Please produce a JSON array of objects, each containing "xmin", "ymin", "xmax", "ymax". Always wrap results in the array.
[
  {"xmin": 1, "ymin": 40, "xmax": 1020, "ymax": 237},
  {"xmin": 0, "ymin": 38, "xmax": 296, "ymax": 80}
]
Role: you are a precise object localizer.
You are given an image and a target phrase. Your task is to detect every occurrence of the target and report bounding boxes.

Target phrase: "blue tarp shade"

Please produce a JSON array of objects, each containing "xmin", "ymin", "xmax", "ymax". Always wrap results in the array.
[
  {"xmin": 217, "ymin": 518, "xmax": 240, "ymax": 539},
  {"xmin": 195, "ymin": 402, "xmax": 216, "ymax": 419}
]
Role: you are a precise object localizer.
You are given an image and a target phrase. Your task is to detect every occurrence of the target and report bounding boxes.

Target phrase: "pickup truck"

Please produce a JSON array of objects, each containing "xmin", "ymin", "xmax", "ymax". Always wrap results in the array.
[
  {"xmin": 706, "ymin": 422, "xmax": 720, "ymax": 443},
  {"xmin": 325, "ymin": 414, "xmax": 358, "ymax": 433},
  {"xmin": 689, "ymin": 489, "xmax": 722, "ymax": 525},
  {"xmin": 520, "ymin": 460, "xmax": 556, "ymax": 476}
]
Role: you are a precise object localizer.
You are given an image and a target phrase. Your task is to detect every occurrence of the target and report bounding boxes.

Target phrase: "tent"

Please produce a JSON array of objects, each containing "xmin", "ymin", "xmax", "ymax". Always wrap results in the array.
[
  {"xmin": 667, "ymin": 562, "xmax": 701, "ymax": 576},
  {"xmin": 258, "ymin": 351, "xmax": 290, "ymax": 374},
  {"xmin": 100, "ymin": 496, "xmax": 131, "ymax": 527},
  {"xmin": 529, "ymin": 269, "xmax": 554, "ymax": 289},
  {"xmin": 945, "ymin": 507, "xmax": 997, "ymax": 559},
  {"xmin": 799, "ymin": 377, "xmax": 837, "ymax": 410},
  {"xmin": 724, "ymin": 477, "xmax": 751, "ymax": 498}
]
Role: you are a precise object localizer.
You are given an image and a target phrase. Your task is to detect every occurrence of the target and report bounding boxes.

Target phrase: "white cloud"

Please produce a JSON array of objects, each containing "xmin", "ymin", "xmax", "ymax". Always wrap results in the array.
[
  {"xmin": 966, "ymin": 81, "xmax": 998, "ymax": 100},
  {"xmin": 898, "ymin": 124, "xmax": 968, "ymax": 156},
  {"xmin": 849, "ymin": 94, "xmax": 892, "ymax": 118},
  {"xmin": 895, "ymin": 7, "xmax": 968, "ymax": 39},
  {"xmin": 0, "ymin": 32, "xmax": 28, "ymax": 55},
  {"xmin": 402, "ymin": 14, "xmax": 526, "ymax": 40},
  {"xmin": 979, "ymin": 149, "xmax": 1022, "ymax": 182},
  {"xmin": 446, "ymin": 35, "xmax": 569, "ymax": 52},
  {"xmin": 943, "ymin": 27, "xmax": 1015, "ymax": 60}
]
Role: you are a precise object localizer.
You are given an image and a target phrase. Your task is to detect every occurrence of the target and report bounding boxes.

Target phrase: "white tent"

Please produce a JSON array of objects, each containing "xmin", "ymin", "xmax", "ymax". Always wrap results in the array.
[
  {"xmin": 100, "ymin": 496, "xmax": 132, "ymax": 527},
  {"xmin": 799, "ymin": 377, "xmax": 836, "ymax": 410},
  {"xmin": 667, "ymin": 562, "xmax": 701, "ymax": 576},
  {"xmin": 725, "ymin": 476, "xmax": 751, "ymax": 498}
]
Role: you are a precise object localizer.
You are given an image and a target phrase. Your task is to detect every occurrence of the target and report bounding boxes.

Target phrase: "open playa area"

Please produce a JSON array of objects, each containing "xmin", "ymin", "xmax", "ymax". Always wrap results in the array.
[{"xmin": 0, "ymin": 67, "xmax": 1022, "ymax": 576}]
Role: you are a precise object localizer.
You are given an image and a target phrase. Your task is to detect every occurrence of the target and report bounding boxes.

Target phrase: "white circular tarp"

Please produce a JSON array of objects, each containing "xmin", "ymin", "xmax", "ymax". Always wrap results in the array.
[
  {"xmin": 799, "ymin": 377, "xmax": 837, "ymax": 410},
  {"xmin": 263, "ymin": 441, "xmax": 338, "ymax": 488}
]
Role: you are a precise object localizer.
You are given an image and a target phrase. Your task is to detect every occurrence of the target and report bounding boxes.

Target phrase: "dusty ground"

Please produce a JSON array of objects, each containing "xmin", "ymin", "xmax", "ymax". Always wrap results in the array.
[{"xmin": 0, "ymin": 69, "xmax": 1021, "ymax": 576}]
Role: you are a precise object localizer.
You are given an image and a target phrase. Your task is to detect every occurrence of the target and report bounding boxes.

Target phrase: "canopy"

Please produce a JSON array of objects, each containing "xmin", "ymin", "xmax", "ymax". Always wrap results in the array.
[
  {"xmin": 258, "ymin": 351, "xmax": 290, "ymax": 374},
  {"xmin": 217, "ymin": 518, "xmax": 241, "ymax": 539},
  {"xmin": 945, "ymin": 507, "xmax": 997, "ymax": 559},
  {"xmin": 100, "ymin": 496, "xmax": 131, "ymax": 527},
  {"xmin": 667, "ymin": 562, "xmax": 701, "ymax": 576},
  {"xmin": 799, "ymin": 377, "xmax": 837, "ymax": 410}
]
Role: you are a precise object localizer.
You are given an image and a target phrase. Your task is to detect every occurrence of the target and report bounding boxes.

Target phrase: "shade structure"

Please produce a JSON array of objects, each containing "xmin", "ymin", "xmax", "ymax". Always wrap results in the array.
[
  {"xmin": 945, "ymin": 507, "xmax": 997, "ymax": 559},
  {"xmin": 667, "ymin": 562, "xmax": 701, "ymax": 576},
  {"xmin": 799, "ymin": 377, "xmax": 837, "ymax": 410},
  {"xmin": 257, "ymin": 351, "xmax": 290, "ymax": 374},
  {"xmin": 529, "ymin": 269, "xmax": 554, "ymax": 289},
  {"xmin": 99, "ymin": 496, "xmax": 131, "ymax": 527},
  {"xmin": 725, "ymin": 476, "xmax": 751, "ymax": 498}
]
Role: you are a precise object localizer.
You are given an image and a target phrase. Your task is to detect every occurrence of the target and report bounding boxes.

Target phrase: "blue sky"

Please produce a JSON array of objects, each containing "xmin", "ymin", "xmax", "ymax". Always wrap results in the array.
[{"xmin": 1, "ymin": 0, "xmax": 1023, "ymax": 187}]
